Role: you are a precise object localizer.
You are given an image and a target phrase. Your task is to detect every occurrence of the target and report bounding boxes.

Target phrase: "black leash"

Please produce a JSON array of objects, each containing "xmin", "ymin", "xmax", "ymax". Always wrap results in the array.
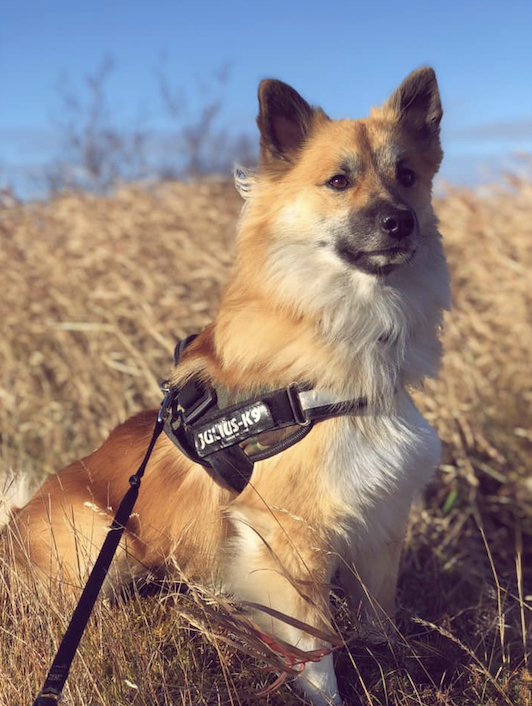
[{"xmin": 31, "ymin": 396, "xmax": 171, "ymax": 705}]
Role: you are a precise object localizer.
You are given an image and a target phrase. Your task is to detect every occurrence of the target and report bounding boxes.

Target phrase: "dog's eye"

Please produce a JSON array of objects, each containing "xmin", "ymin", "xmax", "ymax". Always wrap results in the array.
[
  {"xmin": 328, "ymin": 175, "xmax": 350, "ymax": 190},
  {"xmin": 397, "ymin": 167, "xmax": 416, "ymax": 187}
]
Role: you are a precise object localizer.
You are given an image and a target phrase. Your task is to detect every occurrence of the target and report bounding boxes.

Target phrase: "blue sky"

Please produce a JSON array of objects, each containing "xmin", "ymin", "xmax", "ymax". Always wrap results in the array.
[{"xmin": 1, "ymin": 0, "xmax": 531, "ymax": 196}]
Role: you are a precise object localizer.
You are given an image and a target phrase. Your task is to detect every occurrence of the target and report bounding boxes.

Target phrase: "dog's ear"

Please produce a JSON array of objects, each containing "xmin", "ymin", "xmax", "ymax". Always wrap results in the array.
[
  {"xmin": 385, "ymin": 67, "xmax": 442, "ymax": 138},
  {"xmin": 257, "ymin": 80, "xmax": 327, "ymax": 163}
]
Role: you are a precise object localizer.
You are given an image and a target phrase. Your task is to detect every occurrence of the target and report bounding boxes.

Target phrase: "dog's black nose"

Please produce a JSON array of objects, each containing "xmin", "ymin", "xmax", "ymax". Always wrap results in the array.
[{"xmin": 380, "ymin": 209, "xmax": 416, "ymax": 239}]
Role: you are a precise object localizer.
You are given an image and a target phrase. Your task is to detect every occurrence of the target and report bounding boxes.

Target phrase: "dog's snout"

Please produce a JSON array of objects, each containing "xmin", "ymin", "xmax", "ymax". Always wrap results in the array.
[{"xmin": 380, "ymin": 209, "xmax": 416, "ymax": 239}]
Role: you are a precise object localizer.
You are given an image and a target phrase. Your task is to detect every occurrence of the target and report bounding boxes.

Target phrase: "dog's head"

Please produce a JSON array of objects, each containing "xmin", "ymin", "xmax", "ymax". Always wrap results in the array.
[
  {"xmin": 239, "ymin": 68, "xmax": 443, "ymax": 283},
  {"xmin": 221, "ymin": 70, "xmax": 448, "ymax": 390}
]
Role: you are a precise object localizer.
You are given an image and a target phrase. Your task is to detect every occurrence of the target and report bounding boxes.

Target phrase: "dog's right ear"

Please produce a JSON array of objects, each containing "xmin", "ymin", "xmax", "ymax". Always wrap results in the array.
[
  {"xmin": 385, "ymin": 67, "xmax": 442, "ymax": 139},
  {"xmin": 257, "ymin": 80, "xmax": 327, "ymax": 164},
  {"xmin": 381, "ymin": 67, "xmax": 443, "ymax": 172}
]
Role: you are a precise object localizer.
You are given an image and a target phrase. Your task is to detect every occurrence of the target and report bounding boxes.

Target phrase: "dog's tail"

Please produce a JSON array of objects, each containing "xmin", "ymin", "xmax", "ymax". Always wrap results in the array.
[{"xmin": 0, "ymin": 471, "xmax": 36, "ymax": 528}]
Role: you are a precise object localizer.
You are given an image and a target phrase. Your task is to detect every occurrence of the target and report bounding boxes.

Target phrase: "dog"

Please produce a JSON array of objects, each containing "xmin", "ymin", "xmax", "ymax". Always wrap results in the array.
[{"xmin": 4, "ymin": 67, "xmax": 450, "ymax": 705}]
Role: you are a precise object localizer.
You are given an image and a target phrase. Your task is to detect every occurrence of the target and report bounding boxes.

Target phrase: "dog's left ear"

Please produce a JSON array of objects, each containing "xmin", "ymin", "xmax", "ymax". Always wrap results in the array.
[
  {"xmin": 385, "ymin": 67, "xmax": 442, "ymax": 138},
  {"xmin": 257, "ymin": 80, "xmax": 328, "ymax": 164}
]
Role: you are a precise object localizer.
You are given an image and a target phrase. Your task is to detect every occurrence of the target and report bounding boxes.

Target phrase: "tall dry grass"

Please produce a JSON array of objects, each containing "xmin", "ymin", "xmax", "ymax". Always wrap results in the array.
[{"xmin": 0, "ymin": 173, "xmax": 531, "ymax": 705}]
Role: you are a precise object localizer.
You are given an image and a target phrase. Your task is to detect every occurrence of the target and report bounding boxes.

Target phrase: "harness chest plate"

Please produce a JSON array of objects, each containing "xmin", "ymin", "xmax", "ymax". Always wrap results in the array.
[
  {"xmin": 162, "ymin": 335, "xmax": 367, "ymax": 493},
  {"xmin": 194, "ymin": 401, "xmax": 274, "ymax": 456}
]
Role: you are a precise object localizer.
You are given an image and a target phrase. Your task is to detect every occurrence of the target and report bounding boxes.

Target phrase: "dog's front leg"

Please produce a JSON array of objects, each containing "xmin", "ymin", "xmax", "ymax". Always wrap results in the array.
[
  {"xmin": 340, "ymin": 536, "xmax": 404, "ymax": 643},
  {"xmin": 224, "ymin": 511, "xmax": 342, "ymax": 706}
]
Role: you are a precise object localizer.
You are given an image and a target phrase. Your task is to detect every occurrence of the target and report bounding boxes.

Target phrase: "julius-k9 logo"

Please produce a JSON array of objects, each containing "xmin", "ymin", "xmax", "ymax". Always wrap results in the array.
[{"xmin": 194, "ymin": 402, "xmax": 273, "ymax": 457}]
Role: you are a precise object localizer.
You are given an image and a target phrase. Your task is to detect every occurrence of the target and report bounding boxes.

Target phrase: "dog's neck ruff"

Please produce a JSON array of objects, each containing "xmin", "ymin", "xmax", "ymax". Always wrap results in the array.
[{"xmin": 162, "ymin": 336, "xmax": 367, "ymax": 493}]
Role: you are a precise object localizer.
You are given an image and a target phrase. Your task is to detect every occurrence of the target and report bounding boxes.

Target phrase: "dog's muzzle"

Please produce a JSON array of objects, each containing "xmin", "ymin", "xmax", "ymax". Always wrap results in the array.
[{"xmin": 336, "ymin": 203, "xmax": 418, "ymax": 275}]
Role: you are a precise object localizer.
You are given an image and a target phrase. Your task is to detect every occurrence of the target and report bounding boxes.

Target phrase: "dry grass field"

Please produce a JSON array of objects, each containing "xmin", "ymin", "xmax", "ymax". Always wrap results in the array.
[{"xmin": 0, "ymin": 171, "xmax": 531, "ymax": 705}]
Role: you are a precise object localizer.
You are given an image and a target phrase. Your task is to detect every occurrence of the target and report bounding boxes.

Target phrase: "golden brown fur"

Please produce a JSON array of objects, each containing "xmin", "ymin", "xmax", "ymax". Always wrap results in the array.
[{"xmin": 4, "ymin": 68, "xmax": 450, "ymax": 705}]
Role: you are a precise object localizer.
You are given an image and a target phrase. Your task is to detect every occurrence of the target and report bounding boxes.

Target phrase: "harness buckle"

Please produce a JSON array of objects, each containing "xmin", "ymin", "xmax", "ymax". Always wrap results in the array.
[
  {"xmin": 287, "ymin": 384, "xmax": 311, "ymax": 426},
  {"xmin": 180, "ymin": 381, "xmax": 217, "ymax": 424}
]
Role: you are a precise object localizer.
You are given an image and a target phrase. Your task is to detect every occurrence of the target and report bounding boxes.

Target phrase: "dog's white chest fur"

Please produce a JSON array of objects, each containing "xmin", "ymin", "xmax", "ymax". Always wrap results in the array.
[{"xmin": 323, "ymin": 391, "xmax": 441, "ymax": 552}]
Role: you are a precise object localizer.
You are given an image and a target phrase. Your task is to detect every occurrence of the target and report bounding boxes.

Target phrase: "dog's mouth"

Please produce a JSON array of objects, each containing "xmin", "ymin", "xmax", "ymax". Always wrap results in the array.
[{"xmin": 336, "ymin": 244, "xmax": 416, "ymax": 275}]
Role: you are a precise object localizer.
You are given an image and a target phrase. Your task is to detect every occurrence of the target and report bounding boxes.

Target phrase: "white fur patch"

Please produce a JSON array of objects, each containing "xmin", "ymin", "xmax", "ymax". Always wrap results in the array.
[
  {"xmin": 0, "ymin": 471, "xmax": 36, "ymax": 527},
  {"xmin": 296, "ymin": 647, "xmax": 342, "ymax": 706},
  {"xmin": 323, "ymin": 391, "xmax": 441, "ymax": 553}
]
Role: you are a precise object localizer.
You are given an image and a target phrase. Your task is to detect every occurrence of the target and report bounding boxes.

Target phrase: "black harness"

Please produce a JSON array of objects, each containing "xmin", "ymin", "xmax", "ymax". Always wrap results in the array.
[{"xmin": 163, "ymin": 335, "xmax": 367, "ymax": 492}]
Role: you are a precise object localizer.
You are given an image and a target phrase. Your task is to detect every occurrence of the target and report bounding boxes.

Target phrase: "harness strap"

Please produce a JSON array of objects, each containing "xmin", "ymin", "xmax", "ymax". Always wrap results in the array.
[{"xmin": 187, "ymin": 383, "xmax": 367, "ymax": 458}]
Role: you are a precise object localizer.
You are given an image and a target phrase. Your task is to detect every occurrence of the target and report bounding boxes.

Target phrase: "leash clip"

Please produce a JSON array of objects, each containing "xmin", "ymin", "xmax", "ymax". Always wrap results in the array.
[{"xmin": 158, "ymin": 381, "xmax": 174, "ymax": 423}]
